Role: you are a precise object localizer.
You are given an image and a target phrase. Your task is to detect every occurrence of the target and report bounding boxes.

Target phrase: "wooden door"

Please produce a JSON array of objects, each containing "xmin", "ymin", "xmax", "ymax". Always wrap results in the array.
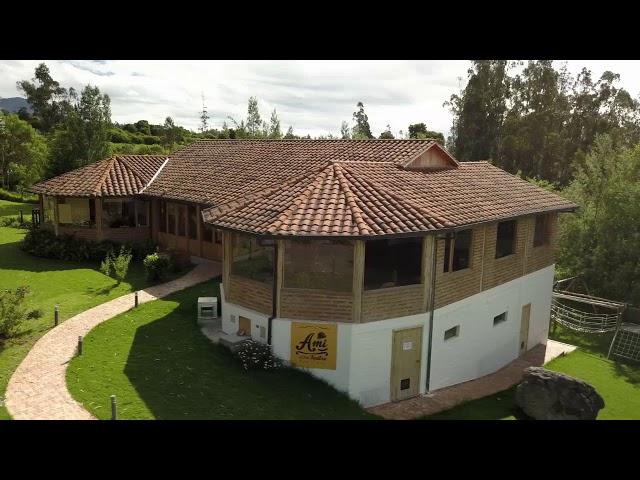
[
  {"xmin": 391, "ymin": 326, "xmax": 423, "ymax": 402},
  {"xmin": 238, "ymin": 316, "xmax": 251, "ymax": 337},
  {"xmin": 520, "ymin": 304, "xmax": 531, "ymax": 355}
]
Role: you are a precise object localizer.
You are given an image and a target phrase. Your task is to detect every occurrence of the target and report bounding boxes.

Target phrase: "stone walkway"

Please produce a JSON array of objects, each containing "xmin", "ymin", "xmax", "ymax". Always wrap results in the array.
[
  {"xmin": 369, "ymin": 340, "xmax": 576, "ymax": 420},
  {"xmin": 5, "ymin": 258, "xmax": 221, "ymax": 420}
]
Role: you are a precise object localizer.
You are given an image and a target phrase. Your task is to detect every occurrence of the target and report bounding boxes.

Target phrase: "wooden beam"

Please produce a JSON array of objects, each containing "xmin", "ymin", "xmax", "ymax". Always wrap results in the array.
[
  {"xmin": 196, "ymin": 205, "xmax": 203, "ymax": 257},
  {"xmin": 95, "ymin": 198, "xmax": 103, "ymax": 241},
  {"xmin": 222, "ymin": 231, "xmax": 232, "ymax": 291},
  {"xmin": 276, "ymin": 240, "xmax": 285, "ymax": 317},
  {"xmin": 352, "ymin": 240, "xmax": 365, "ymax": 323},
  {"xmin": 53, "ymin": 196, "xmax": 59, "ymax": 236}
]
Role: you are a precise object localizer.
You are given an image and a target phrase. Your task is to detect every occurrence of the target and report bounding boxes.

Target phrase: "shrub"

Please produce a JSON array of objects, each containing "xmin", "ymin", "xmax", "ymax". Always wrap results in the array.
[
  {"xmin": 0, "ymin": 286, "xmax": 38, "ymax": 339},
  {"xmin": 0, "ymin": 216, "xmax": 32, "ymax": 229},
  {"xmin": 100, "ymin": 247, "xmax": 132, "ymax": 284},
  {"xmin": 235, "ymin": 340, "xmax": 282, "ymax": 371},
  {"xmin": 112, "ymin": 246, "xmax": 132, "ymax": 284},
  {"xmin": 20, "ymin": 228, "xmax": 157, "ymax": 264},
  {"xmin": 0, "ymin": 187, "xmax": 38, "ymax": 203},
  {"xmin": 143, "ymin": 253, "xmax": 171, "ymax": 282},
  {"xmin": 99, "ymin": 251, "xmax": 114, "ymax": 277}
]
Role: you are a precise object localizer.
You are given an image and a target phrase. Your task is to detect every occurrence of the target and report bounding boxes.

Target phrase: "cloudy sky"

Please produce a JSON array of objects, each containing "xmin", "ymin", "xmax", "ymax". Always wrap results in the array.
[{"xmin": 2, "ymin": 60, "xmax": 640, "ymax": 138}]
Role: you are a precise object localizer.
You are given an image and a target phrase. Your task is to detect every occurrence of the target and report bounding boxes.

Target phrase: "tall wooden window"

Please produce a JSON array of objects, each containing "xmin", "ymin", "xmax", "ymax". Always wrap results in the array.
[
  {"xmin": 495, "ymin": 220, "xmax": 516, "ymax": 258},
  {"xmin": 177, "ymin": 205, "xmax": 186, "ymax": 236},
  {"xmin": 167, "ymin": 203, "xmax": 176, "ymax": 234},
  {"xmin": 533, "ymin": 214, "xmax": 551, "ymax": 247},
  {"xmin": 364, "ymin": 237, "xmax": 422, "ymax": 290},
  {"xmin": 158, "ymin": 200, "xmax": 167, "ymax": 233},
  {"xmin": 188, "ymin": 205, "xmax": 198, "ymax": 239},
  {"xmin": 443, "ymin": 229, "xmax": 472, "ymax": 272}
]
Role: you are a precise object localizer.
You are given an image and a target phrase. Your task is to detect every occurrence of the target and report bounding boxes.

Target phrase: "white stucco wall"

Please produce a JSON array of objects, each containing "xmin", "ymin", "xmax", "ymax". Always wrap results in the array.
[
  {"xmin": 220, "ymin": 264, "xmax": 555, "ymax": 407},
  {"xmin": 428, "ymin": 264, "xmax": 555, "ymax": 391}
]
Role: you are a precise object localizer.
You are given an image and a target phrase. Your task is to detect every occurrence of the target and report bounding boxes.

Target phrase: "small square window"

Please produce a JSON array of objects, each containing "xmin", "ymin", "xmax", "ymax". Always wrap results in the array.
[
  {"xmin": 444, "ymin": 325, "xmax": 459, "ymax": 341},
  {"xmin": 493, "ymin": 312, "xmax": 507, "ymax": 326},
  {"xmin": 400, "ymin": 378, "xmax": 410, "ymax": 390}
]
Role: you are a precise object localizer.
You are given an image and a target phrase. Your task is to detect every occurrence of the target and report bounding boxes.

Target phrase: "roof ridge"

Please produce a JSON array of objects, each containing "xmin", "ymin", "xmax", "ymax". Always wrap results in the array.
[
  {"xmin": 333, "ymin": 163, "xmax": 370, "ymax": 235},
  {"xmin": 202, "ymin": 161, "xmax": 333, "ymax": 221},
  {"xmin": 337, "ymin": 162, "xmax": 456, "ymax": 229},
  {"xmin": 92, "ymin": 156, "xmax": 117, "ymax": 196}
]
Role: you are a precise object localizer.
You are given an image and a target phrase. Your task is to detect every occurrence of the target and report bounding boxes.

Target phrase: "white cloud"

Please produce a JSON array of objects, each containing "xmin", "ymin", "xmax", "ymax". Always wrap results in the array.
[{"xmin": 1, "ymin": 60, "xmax": 639, "ymax": 138}]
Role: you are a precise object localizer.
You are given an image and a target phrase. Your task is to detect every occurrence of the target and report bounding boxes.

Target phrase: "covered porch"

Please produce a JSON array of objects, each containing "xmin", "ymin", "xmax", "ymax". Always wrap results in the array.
[{"xmin": 40, "ymin": 193, "xmax": 151, "ymax": 243}]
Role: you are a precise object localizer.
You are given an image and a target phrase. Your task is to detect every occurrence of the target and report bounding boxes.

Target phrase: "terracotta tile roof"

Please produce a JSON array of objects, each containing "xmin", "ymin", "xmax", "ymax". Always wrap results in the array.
[
  {"xmin": 142, "ymin": 139, "xmax": 437, "ymax": 205},
  {"xmin": 202, "ymin": 157, "xmax": 577, "ymax": 238},
  {"xmin": 202, "ymin": 162, "xmax": 454, "ymax": 236},
  {"xmin": 29, "ymin": 155, "xmax": 167, "ymax": 197}
]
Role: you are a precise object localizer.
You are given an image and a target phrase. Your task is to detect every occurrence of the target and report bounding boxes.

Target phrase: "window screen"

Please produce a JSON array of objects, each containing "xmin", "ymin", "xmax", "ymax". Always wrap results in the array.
[
  {"xmin": 284, "ymin": 240, "xmax": 353, "ymax": 292},
  {"xmin": 495, "ymin": 220, "xmax": 516, "ymax": 258},
  {"xmin": 444, "ymin": 229, "xmax": 472, "ymax": 272},
  {"xmin": 364, "ymin": 237, "xmax": 422, "ymax": 290}
]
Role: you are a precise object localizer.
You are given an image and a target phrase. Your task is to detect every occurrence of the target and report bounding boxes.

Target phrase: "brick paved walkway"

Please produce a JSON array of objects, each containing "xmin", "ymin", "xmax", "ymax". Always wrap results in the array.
[
  {"xmin": 369, "ymin": 340, "xmax": 576, "ymax": 420},
  {"xmin": 5, "ymin": 258, "xmax": 221, "ymax": 420}
]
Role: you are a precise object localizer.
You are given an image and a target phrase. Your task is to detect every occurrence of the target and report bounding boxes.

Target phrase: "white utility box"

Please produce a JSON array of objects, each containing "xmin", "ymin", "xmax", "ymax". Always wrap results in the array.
[{"xmin": 197, "ymin": 297, "xmax": 218, "ymax": 324}]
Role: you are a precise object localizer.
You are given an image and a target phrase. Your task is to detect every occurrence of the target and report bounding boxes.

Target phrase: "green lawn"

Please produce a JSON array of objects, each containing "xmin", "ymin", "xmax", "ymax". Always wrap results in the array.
[
  {"xmin": 0, "ymin": 199, "xmax": 179, "ymax": 419},
  {"xmin": 0, "ymin": 199, "xmax": 35, "ymax": 219},
  {"xmin": 423, "ymin": 350, "xmax": 640, "ymax": 420},
  {"xmin": 67, "ymin": 281, "xmax": 378, "ymax": 420}
]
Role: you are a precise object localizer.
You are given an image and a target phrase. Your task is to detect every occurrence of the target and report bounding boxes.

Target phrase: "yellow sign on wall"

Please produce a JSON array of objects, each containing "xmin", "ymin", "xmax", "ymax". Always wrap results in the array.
[{"xmin": 290, "ymin": 322, "xmax": 337, "ymax": 370}]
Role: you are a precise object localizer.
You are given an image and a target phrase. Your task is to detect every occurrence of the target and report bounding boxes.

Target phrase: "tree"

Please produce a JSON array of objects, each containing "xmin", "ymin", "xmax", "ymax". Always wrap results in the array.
[
  {"xmin": 557, "ymin": 135, "xmax": 640, "ymax": 304},
  {"xmin": 268, "ymin": 109, "xmax": 282, "ymax": 139},
  {"xmin": 199, "ymin": 94, "xmax": 209, "ymax": 133},
  {"xmin": 340, "ymin": 121, "xmax": 351, "ymax": 139},
  {"xmin": 0, "ymin": 112, "xmax": 49, "ymax": 188},
  {"xmin": 17, "ymin": 63, "xmax": 71, "ymax": 133},
  {"xmin": 352, "ymin": 102, "xmax": 373, "ymax": 139},
  {"xmin": 246, "ymin": 97, "xmax": 262, "ymax": 137},
  {"xmin": 445, "ymin": 60, "xmax": 512, "ymax": 161},
  {"xmin": 162, "ymin": 116, "xmax": 180, "ymax": 148},
  {"xmin": 48, "ymin": 85, "xmax": 111, "ymax": 176},
  {"xmin": 407, "ymin": 123, "xmax": 445, "ymax": 143},
  {"xmin": 379, "ymin": 124, "xmax": 394, "ymax": 139},
  {"xmin": 284, "ymin": 126, "xmax": 297, "ymax": 139}
]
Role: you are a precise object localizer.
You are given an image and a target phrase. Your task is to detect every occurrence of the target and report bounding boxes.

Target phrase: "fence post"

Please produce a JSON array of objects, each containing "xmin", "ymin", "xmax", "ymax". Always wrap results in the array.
[
  {"xmin": 77, "ymin": 336, "xmax": 83, "ymax": 356},
  {"xmin": 111, "ymin": 395, "xmax": 117, "ymax": 420},
  {"xmin": 54, "ymin": 305, "xmax": 59, "ymax": 326},
  {"xmin": 135, "ymin": 291, "xmax": 139, "ymax": 308}
]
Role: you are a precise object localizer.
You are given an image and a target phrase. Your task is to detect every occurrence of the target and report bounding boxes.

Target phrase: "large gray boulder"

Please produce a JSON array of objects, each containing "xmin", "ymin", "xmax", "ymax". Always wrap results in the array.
[{"xmin": 515, "ymin": 367, "xmax": 605, "ymax": 420}]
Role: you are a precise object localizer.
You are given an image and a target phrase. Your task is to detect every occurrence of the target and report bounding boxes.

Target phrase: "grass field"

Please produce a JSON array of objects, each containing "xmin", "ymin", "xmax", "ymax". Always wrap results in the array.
[
  {"xmin": 67, "ymin": 281, "xmax": 378, "ymax": 420},
  {"xmin": 424, "ymin": 350, "xmax": 640, "ymax": 420},
  {"xmin": 0, "ymin": 199, "xmax": 177, "ymax": 419}
]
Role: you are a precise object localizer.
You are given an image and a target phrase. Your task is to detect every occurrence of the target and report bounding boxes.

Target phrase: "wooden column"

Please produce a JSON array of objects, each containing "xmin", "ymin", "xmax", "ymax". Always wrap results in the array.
[
  {"xmin": 222, "ymin": 231, "xmax": 232, "ymax": 291},
  {"xmin": 95, "ymin": 198, "xmax": 103, "ymax": 241},
  {"xmin": 276, "ymin": 240, "xmax": 285, "ymax": 317},
  {"xmin": 53, "ymin": 196, "xmax": 59, "ymax": 236},
  {"xmin": 196, "ymin": 205, "xmax": 203, "ymax": 257},
  {"xmin": 422, "ymin": 235, "xmax": 436, "ymax": 312},
  {"xmin": 352, "ymin": 240, "xmax": 365, "ymax": 323}
]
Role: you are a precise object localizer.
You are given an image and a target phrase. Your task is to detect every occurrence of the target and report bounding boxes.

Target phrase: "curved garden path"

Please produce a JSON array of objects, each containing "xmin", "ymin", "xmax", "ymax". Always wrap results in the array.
[{"xmin": 5, "ymin": 259, "xmax": 221, "ymax": 420}]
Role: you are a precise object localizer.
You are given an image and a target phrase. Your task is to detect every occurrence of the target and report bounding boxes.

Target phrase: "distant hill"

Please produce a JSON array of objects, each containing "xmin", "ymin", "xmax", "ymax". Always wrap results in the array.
[{"xmin": 0, "ymin": 97, "xmax": 32, "ymax": 113}]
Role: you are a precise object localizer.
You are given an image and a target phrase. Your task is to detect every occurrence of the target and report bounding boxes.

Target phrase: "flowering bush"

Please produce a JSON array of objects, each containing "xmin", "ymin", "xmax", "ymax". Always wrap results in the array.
[{"xmin": 235, "ymin": 340, "xmax": 282, "ymax": 371}]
